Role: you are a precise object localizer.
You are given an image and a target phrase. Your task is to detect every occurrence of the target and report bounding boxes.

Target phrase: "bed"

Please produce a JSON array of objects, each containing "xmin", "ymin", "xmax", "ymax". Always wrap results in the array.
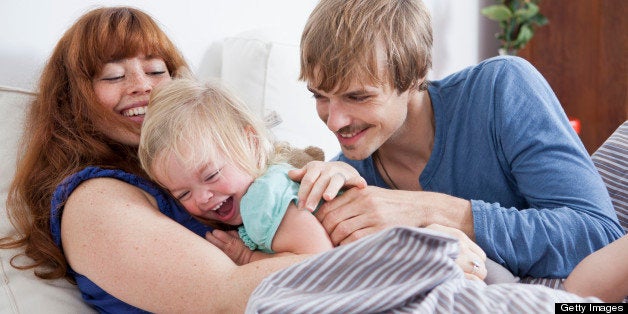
[{"xmin": 1, "ymin": 29, "xmax": 626, "ymax": 312}]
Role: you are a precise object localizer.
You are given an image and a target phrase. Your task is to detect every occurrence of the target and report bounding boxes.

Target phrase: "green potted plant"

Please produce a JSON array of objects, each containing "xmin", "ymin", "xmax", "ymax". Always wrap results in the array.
[{"xmin": 481, "ymin": 0, "xmax": 548, "ymax": 55}]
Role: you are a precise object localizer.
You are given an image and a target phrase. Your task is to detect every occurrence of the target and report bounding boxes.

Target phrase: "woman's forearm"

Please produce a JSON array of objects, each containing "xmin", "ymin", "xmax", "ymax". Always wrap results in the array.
[{"xmin": 563, "ymin": 235, "xmax": 628, "ymax": 302}]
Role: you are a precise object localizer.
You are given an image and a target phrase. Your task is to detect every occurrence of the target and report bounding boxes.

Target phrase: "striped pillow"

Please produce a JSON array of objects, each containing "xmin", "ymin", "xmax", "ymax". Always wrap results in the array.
[
  {"xmin": 591, "ymin": 120, "xmax": 628, "ymax": 233},
  {"xmin": 247, "ymin": 227, "xmax": 596, "ymax": 313}
]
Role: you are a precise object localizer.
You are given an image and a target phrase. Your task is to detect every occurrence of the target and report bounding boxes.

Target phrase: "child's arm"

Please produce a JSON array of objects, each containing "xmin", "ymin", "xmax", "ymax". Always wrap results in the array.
[
  {"xmin": 562, "ymin": 234, "xmax": 628, "ymax": 302},
  {"xmin": 272, "ymin": 202, "xmax": 334, "ymax": 254}
]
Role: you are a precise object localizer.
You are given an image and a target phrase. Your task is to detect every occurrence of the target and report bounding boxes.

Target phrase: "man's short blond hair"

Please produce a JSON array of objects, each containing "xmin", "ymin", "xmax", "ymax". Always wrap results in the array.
[{"xmin": 300, "ymin": 0, "xmax": 432, "ymax": 93}]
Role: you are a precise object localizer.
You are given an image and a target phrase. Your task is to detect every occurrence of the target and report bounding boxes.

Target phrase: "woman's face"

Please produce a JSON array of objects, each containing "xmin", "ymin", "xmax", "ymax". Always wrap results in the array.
[{"xmin": 92, "ymin": 55, "xmax": 171, "ymax": 146}]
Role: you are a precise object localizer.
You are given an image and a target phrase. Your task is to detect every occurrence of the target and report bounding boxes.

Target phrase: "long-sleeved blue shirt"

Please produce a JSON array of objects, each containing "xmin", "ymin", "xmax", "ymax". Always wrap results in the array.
[{"xmin": 334, "ymin": 56, "xmax": 624, "ymax": 278}]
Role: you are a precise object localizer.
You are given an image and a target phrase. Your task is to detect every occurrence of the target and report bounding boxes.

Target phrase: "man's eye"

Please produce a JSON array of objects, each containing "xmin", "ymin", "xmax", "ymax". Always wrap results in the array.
[{"xmin": 349, "ymin": 95, "xmax": 369, "ymax": 102}]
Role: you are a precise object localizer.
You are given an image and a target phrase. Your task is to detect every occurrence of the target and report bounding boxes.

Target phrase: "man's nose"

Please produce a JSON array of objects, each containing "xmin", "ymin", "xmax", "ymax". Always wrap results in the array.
[{"xmin": 325, "ymin": 99, "xmax": 352, "ymax": 132}]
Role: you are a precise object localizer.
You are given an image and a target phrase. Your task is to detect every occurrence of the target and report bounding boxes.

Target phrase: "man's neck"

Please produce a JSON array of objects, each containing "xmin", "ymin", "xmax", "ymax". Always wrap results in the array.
[{"xmin": 376, "ymin": 89, "xmax": 434, "ymax": 190}]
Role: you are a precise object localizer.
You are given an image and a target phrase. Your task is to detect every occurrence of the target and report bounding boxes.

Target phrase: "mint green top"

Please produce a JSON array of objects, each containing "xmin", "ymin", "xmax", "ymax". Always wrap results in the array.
[{"xmin": 238, "ymin": 164, "xmax": 300, "ymax": 253}]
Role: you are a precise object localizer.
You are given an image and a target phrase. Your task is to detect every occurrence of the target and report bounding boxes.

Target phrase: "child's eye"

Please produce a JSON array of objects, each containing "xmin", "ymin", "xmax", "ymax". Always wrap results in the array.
[
  {"xmin": 205, "ymin": 168, "xmax": 222, "ymax": 182},
  {"xmin": 176, "ymin": 191, "xmax": 190, "ymax": 201}
]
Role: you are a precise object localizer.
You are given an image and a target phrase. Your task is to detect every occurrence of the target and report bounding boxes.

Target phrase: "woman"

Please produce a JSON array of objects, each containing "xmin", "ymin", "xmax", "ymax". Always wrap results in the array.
[
  {"xmin": 0, "ymin": 6, "xmax": 485, "ymax": 312},
  {"xmin": 0, "ymin": 7, "xmax": 318, "ymax": 312}
]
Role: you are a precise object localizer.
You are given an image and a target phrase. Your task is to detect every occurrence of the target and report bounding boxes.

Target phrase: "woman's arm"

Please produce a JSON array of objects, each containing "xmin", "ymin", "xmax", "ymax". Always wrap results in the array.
[
  {"xmin": 61, "ymin": 178, "xmax": 307, "ymax": 312},
  {"xmin": 563, "ymin": 235, "xmax": 628, "ymax": 302}
]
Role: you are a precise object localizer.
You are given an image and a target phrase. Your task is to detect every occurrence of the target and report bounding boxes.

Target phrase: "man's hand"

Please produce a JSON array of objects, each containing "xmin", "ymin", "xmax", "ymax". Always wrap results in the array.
[
  {"xmin": 289, "ymin": 160, "xmax": 366, "ymax": 212},
  {"xmin": 314, "ymin": 186, "xmax": 424, "ymax": 245}
]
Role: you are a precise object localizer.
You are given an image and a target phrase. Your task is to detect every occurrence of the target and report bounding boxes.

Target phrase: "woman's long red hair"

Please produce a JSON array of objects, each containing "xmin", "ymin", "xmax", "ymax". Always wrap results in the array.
[{"xmin": 0, "ymin": 6, "xmax": 188, "ymax": 281}]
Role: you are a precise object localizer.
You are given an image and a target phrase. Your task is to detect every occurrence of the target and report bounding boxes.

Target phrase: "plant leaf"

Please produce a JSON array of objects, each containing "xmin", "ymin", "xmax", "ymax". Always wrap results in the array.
[
  {"xmin": 530, "ymin": 14, "xmax": 549, "ymax": 26},
  {"xmin": 515, "ymin": 2, "xmax": 540, "ymax": 21},
  {"xmin": 481, "ymin": 5, "xmax": 512, "ymax": 22},
  {"xmin": 515, "ymin": 24, "xmax": 534, "ymax": 48}
]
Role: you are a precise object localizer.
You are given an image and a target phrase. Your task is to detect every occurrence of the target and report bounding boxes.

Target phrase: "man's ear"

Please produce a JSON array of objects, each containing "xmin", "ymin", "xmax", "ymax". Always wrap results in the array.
[{"xmin": 417, "ymin": 76, "xmax": 428, "ymax": 91}]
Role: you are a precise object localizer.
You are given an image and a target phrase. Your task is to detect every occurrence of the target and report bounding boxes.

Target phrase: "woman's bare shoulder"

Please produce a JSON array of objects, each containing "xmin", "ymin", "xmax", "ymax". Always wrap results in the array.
[{"xmin": 65, "ymin": 176, "xmax": 158, "ymax": 213}]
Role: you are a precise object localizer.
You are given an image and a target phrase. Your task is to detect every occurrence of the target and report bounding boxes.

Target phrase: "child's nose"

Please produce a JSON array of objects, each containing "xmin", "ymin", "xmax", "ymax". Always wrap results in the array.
[{"xmin": 196, "ymin": 189, "xmax": 214, "ymax": 209}]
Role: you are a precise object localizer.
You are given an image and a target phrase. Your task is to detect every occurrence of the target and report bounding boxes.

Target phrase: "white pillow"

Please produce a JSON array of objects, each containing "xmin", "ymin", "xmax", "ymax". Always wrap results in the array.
[
  {"xmin": 0, "ymin": 86, "xmax": 32, "ymax": 195},
  {"xmin": 0, "ymin": 86, "xmax": 96, "ymax": 313},
  {"xmin": 202, "ymin": 29, "xmax": 341, "ymax": 160}
]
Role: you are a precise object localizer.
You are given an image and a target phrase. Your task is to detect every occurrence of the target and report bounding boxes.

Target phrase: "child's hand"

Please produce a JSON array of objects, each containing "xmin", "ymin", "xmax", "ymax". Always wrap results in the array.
[
  {"xmin": 206, "ymin": 229, "xmax": 255, "ymax": 265},
  {"xmin": 288, "ymin": 161, "xmax": 366, "ymax": 212}
]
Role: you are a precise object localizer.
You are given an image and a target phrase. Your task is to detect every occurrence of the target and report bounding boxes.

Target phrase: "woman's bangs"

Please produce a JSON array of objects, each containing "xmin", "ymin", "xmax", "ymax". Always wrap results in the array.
[{"xmin": 100, "ymin": 21, "xmax": 163, "ymax": 63}]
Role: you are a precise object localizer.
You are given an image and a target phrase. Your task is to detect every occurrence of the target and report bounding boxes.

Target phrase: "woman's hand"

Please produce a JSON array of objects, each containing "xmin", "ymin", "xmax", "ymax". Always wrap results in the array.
[
  {"xmin": 425, "ymin": 224, "xmax": 487, "ymax": 281},
  {"xmin": 288, "ymin": 161, "xmax": 366, "ymax": 212}
]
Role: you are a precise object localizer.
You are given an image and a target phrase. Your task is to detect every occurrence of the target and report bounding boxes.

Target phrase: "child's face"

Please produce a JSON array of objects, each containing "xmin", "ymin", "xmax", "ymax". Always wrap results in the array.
[{"xmin": 153, "ymin": 150, "xmax": 254, "ymax": 226}]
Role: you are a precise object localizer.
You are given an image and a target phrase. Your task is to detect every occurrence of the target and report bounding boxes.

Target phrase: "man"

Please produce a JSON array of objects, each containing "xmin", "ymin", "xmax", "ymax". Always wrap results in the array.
[{"xmin": 293, "ymin": 0, "xmax": 623, "ymax": 278}]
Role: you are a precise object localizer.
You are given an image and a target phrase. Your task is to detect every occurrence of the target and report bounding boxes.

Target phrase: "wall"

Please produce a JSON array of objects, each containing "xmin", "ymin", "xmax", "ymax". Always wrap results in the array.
[
  {"xmin": 518, "ymin": 0, "xmax": 627, "ymax": 153},
  {"xmin": 0, "ymin": 0, "xmax": 491, "ymax": 91}
]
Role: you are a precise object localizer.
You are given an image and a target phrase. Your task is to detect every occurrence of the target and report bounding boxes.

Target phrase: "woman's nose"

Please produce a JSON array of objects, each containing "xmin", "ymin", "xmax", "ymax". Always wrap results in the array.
[{"xmin": 127, "ymin": 72, "xmax": 152, "ymax": 95}]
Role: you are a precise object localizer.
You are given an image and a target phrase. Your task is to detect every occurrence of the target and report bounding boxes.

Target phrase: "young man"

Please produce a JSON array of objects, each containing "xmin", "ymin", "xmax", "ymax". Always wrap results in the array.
[{"xmin": 293, "ymin": 0, "xmax": 623, "ymax": 278}]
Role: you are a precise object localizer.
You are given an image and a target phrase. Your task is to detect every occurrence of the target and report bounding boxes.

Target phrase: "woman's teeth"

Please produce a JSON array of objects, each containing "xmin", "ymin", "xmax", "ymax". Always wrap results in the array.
[{"xmin": 122, "ymin": 106, "xmax": 147, "ymax": 117}]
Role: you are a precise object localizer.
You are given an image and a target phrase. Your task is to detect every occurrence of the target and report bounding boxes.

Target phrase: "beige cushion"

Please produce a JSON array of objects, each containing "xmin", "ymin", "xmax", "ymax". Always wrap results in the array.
[
  {"xmin": 0, "ymin": 86, "xmax": 95, "ymax": 313},
  {"xmin": 198, "ymin": 29, "xmax": 341, "ymax": 159}
]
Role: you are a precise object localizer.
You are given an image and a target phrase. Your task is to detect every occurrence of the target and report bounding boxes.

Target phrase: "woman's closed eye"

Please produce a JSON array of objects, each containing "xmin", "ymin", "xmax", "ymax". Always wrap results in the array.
[
  {"xmin": 100, "ymin": 75, "xmax": 125, "ymax": 82},
  {"xmin": 147, "ymin": 70, "xmax": 167, "ymax": 76}
]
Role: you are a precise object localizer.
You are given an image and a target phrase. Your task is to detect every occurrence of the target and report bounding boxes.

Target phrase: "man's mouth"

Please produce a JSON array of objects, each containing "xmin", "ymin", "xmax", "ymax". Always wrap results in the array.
[{"xmin": 337, "ymin": 124, "xmax": 370, "ymax": 138}]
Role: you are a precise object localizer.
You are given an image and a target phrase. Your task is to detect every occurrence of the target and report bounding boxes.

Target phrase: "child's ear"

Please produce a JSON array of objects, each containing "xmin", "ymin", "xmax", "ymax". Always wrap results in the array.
[{"xmin": 244, "ymin": 125, "xmax": 259, "ymax": 147}]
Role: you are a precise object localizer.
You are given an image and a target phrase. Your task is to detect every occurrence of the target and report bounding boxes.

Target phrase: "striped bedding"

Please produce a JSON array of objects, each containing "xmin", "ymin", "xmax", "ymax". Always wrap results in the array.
[{"xmin": 247, "ymin": 227, "xmax": 598, "ymax": 314}]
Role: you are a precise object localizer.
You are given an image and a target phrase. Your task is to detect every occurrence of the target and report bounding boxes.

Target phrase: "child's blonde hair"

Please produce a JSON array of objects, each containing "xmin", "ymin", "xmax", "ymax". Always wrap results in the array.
[{"xmin": 139, "ymin": 78, "xmax": 278, "ymax": 184}]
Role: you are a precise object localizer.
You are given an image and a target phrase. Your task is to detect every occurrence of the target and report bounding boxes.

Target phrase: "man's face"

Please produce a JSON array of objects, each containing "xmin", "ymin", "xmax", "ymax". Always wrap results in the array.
[{"xmin": 307, "ymin": 77, "xmax": 412, "ymax": 160}]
